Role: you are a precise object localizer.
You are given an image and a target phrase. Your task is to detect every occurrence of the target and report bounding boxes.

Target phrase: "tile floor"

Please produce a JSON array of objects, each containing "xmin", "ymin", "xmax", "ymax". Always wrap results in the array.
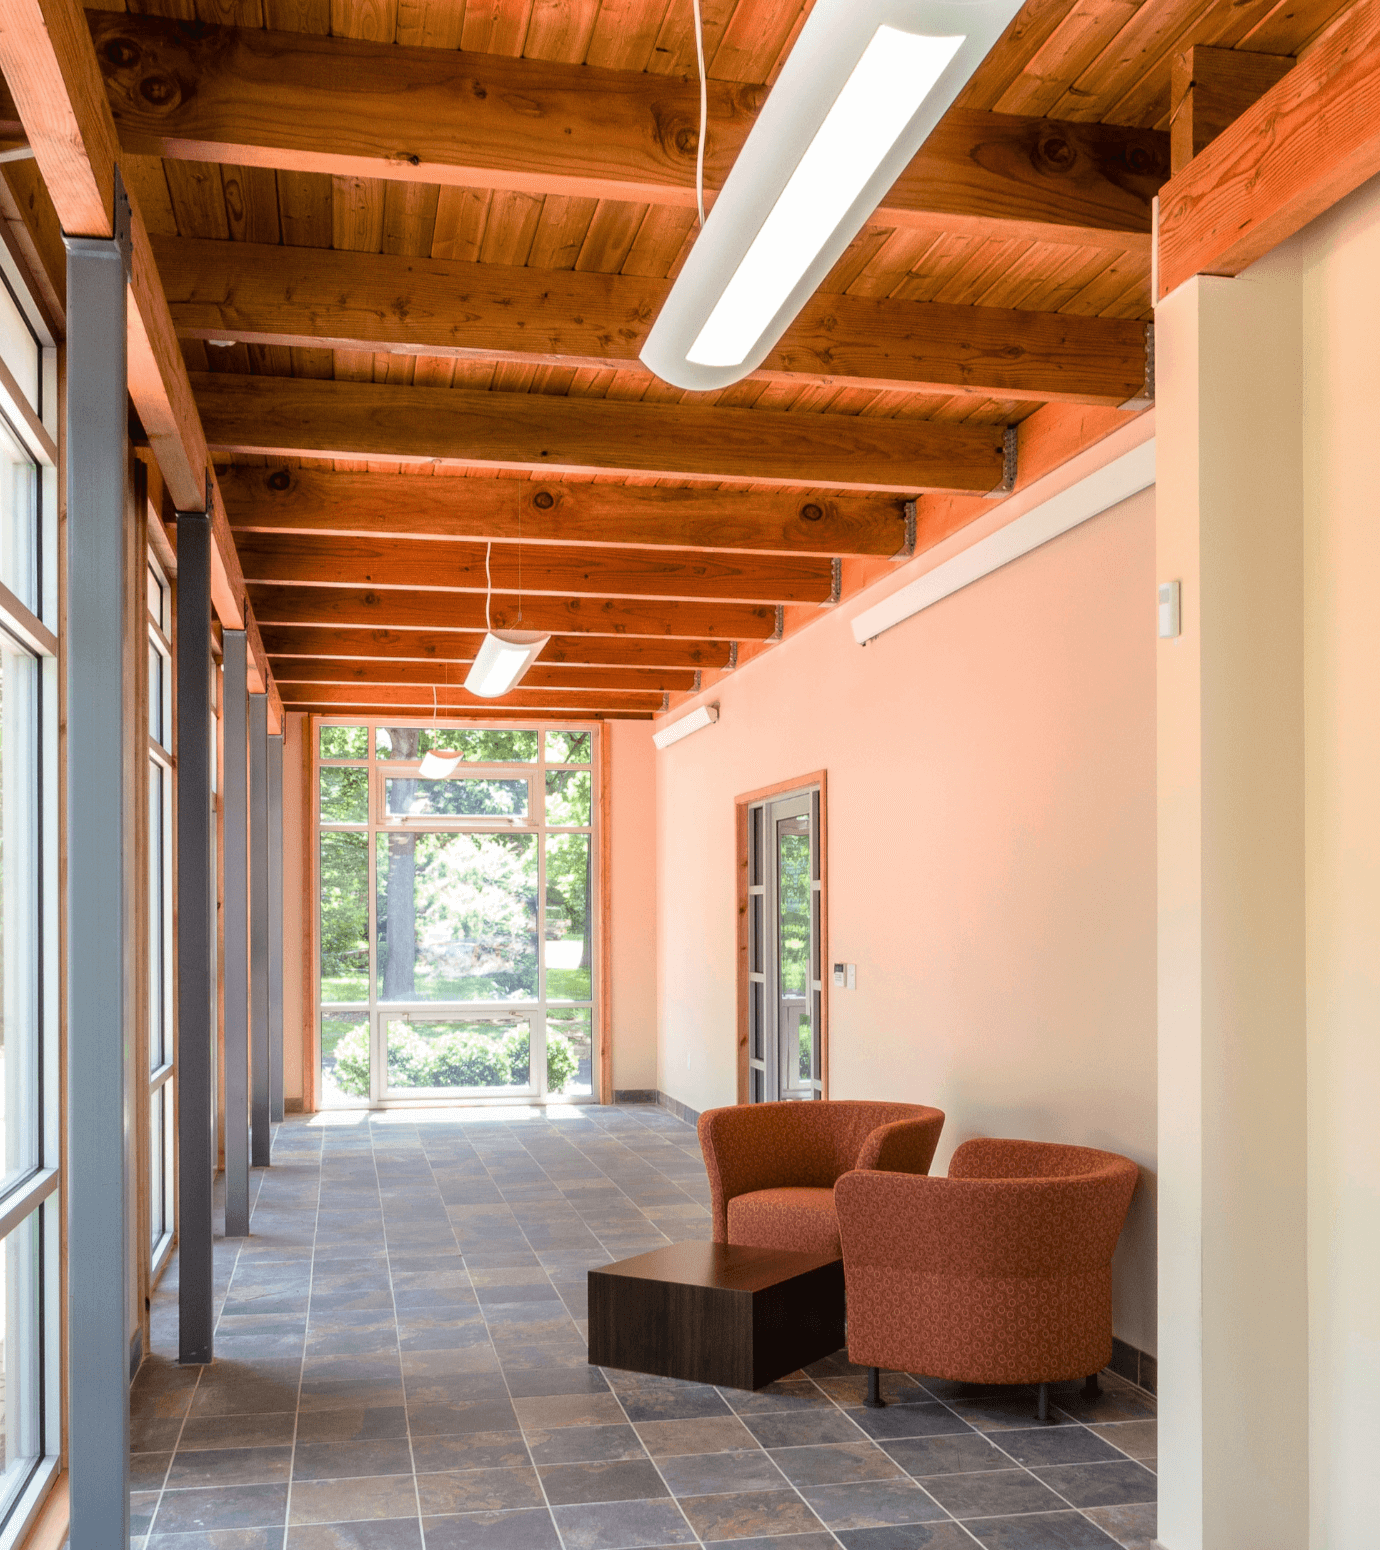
[{"xmin": 128, "ymin": 1104, "xmax": 1158, "ymax": 1550}]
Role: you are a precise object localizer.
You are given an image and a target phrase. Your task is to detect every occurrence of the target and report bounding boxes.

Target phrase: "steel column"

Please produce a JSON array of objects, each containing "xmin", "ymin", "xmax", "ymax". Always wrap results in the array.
[
  {"xmin": 268, "ymin": 732, "xmax": 285, "ymax": 1123},
  {"xmin": 223, "ymin": 631, "xmax": 251, "ymax": 1234},
  {"xmin": 175, "ymin": 510, "xmax": 216, "ymax": 1363},
  {"xmin": 63, "ymin": 174, "xmax": 132, "ymax": 1550},
  {"xmin": 249, "ymin": 693, "xmax": 271, "ymax": 1166}
]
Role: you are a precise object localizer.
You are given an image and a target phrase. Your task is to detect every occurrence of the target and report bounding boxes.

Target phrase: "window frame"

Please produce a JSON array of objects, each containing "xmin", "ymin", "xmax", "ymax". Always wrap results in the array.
[
  {"xmin": 0, "ymin": 235, "xmax": 62, "ymax": 1549},
  {"xmin": 315, "ymin": 719, "xmax": 601, "ymax": 1108}
]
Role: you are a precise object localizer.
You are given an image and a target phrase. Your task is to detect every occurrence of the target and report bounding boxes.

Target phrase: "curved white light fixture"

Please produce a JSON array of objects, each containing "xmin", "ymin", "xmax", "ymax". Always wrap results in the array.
[
  {"xmin": 640, "ymin": 0, "xmax": 1025, "ymax": 391},
  {"xmin": 462, "ymin": 541, "xmax": 550, "ymax": 699}
]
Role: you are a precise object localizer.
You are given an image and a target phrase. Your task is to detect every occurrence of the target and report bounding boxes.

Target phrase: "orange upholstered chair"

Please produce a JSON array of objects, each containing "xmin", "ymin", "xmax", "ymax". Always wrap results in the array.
[
  {"xmin": 835, "ymin": 1138, "xmax": 1139, "ymax": 1419},
  {"xmin": 698, "ymin": 1101, "xmax": 945, "ymax": 1259}
]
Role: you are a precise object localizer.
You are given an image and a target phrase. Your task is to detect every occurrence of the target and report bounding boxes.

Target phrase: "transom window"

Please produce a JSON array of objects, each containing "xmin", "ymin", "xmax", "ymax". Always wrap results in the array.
[{"xmin": 317, "ymin": 722, "xmax": 597, "ymax": 1106}]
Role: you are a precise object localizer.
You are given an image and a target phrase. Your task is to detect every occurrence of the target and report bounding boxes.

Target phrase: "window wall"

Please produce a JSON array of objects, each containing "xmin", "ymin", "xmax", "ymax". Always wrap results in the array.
[
  {"xmin": 145, "ymin": 559, "xmax": 174, "ymax": 1274},
  {"xmin": 0, "ymin": 239, "xmax": 61, "ymax": 1541},
  {"xmin": 317, "ymin": 722, "xmax": 598, "ymax": 1106}
]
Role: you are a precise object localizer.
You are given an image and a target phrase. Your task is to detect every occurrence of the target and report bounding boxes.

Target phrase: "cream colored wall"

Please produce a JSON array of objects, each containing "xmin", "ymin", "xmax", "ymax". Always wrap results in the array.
[
  {"xmin": 655, "ymin": 482, "xmax": 1159, "ymax": 1352},
  {"xmin": 1299, "ymin": 176, "xmax": 1380, "ymax": 1550},
  {"xmin": 607, "ymin": 720, "xmax": 658, "ymax": 1094},
  {"xmin": 281, "ymin": 712, "xmax": 306, "ymax": 1107}
]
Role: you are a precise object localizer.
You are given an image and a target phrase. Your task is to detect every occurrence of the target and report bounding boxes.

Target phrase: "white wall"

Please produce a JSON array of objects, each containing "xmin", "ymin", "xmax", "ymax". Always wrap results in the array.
[{"xmin": 654, "ymin": 478, "xmax": 1159, "ymax": 1353}]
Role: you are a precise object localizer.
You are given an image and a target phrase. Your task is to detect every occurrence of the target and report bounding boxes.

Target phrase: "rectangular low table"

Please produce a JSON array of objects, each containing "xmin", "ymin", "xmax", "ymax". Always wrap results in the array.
[{"xmin": 587, "ymin": 1241, "xmax": 846, "ymax": 1391}]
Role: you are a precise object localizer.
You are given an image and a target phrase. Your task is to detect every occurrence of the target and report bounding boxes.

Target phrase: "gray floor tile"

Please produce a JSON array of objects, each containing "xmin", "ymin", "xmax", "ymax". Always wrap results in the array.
[
  {"xmin": 883, "ymin": 1432, "xmax": 1014, "ymax": 1478},
  {"xmin": 655, "ymin": 1450, "xmax": 787, "ymax": 1497},
  {"xmin": 1031, "ymin": 1459, "xmax": 1158, "ymax": 1507},
  {"xmin": 962, "ymin": 1512, "xmax": 1120, "ymax": 1548},
  {"xmin": 152, "ymin": 1483, "xmax": 290, "ymax": 1534},
  {"xmin": 834, "ymin": 1527, "xmax": 978, "ymax": 1550},
  {"xmin": 677, "ymin": 1489, "xmax": 823, "ymax": 1542},
  {"xmin": 798, "ymin": 1478, "xmax": 950, "ymax": 1530},
  {"xmin": 553, "ymin": 1497, "xmax": 699, "ymax": 1549},
  {"xmin": 769, "ymin": 1442, "xmax": 906, "ymax": 1487},
  {"xmin": 286, "ymin": 1523, "xmax": 424, "ymax": 1548},
  {"xmin": 525, "ymin": 1424, "xmax": 646, "ymax": 1466},
  {"xmin": 291, "ymin": 1438, "xmax": 415, "ymax": 1480},
  {"xmin": 411, "ymin": 1432, "xmax": 531, "ymax": 1474},
  {"xmin": 165, "ymin": 1446, "xmax": 294, "ymax": 1488},
  {"xmin": 416, "ymin": 1465, "xmax": 545, "ymax": 1515},
  {"xmin": 421, "ymin": 1508, "xmax": 562, "ymax": 1550},
  {"xmin": 921, "ymin": 1468, "xmax": 1069, "ymax": 1519}
]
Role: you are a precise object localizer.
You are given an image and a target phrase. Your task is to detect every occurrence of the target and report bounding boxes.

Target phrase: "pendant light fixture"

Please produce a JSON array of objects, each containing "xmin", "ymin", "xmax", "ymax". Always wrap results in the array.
[
  {"xmin": 640, "ymin": 0, "xmax": 1025, "ymax": 391},
  {"xmin": 464, "ymin": 540, "xmax": 549, "ymax": 699},
  {"xmin": 419, "ymin": 685, "xmax": 463, "ymax": 778}
]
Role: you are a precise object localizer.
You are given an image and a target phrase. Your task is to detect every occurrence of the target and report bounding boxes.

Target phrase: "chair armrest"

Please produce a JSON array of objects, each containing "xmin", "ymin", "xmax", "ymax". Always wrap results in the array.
[
  {"xmin": 855, "ymin": 1111, "xmax": 944, "ymax": 1176},
  {"xmin": 698, "ymin": 1106, "xmax": 813, "ymax": 1242}
]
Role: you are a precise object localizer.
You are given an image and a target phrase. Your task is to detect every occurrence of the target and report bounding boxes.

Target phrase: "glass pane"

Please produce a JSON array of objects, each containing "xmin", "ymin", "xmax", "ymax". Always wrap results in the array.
[
  {"xmin": 147, "ymin": 643, "xmax": 161, "ymax": 743},
  {"xmin": 322, "ymin": 1015, "xmax": 369, "ymax": 1105},
  {"xmin": 0, "ymin": 642, "xmax": 40, "ymax": 1193},
  {"xmin": 385, "ymin": 1016, "xmax": 531, "ymax": 1092},
  {"xmin": 0, "ymin": 415, "xmax": 39, "ymax": 617},
  {"xmin": 749, "ymin": 894, "xmax": 762, "ymax": 974},
  {"xmin": 777, "ymin": 818, "xmax": 811, "ymax": 998},
  {"xmin": 319, "ymin": 832, "xmax": 369, "ymax": 1002},
  {"xmin": 797, "ymin": 1004, "xmax": 813, "ymax": 1085},
  {"xmin": 0, "ymin": 282, "xmax": 39, "ymax": 413},
  {"xmin": 750, "ymin": 981, "xmax": 763, "ymax": 1060},
  {"xmin": 545, "ymin": 833, "xmax": 591, "ymax": 1001},
  {"xmin": 320, "ymin": 767, "xmax": 368, "ymax": 824},
  {"xmin": 146, "ymin": 564, "xmax": 164, "ymax": 629},
  {"xmin": 545, "ymin": 730, "xmax": 591, "ymax": 764},
  {"xmin": 148, "ymin": 762, "xmax": 164, "ymax": 1069},
  {"xmin": 377, "ymin": 726, "xmax": 537, "ymax": 762},
  {"xmin": 320, "ymin": 725, "xmax": 368, "ymax": 760},
  {"xmin": 545, "ymin": 768, "xmax": 591, "ymax": 827},
  {"xmin": 547, "ymin": 1008, "xmax": 591, "ymax": 1097},
  {"xmin": 0, "ymin": 1208, "xmax": 42, "ymax": 1505},
  {"xmin": 376, "ymin": 831, "xmax": 538, "ymax": 1003},
  {"xmin": 149, "ymin": 1085, "xmax": 165, "ymax": 1249},
  {"xmin": 384, "ymin": 776, "xmax": 528, "ymax": 820},
  {"xmin": 164, "ymin": 1080, "xmax": 176, "ymax": 1235}
]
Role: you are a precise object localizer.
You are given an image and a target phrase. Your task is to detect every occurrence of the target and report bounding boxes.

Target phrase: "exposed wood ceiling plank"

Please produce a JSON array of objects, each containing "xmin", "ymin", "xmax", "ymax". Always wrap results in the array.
[
  {"xmin": 220, "ymin": 467, "xmax": 911, "ymax": 558},
  {"xmin": 195, "ymin": 373, "xmax": 1007, "ymax": 494},
  {"xmin": 0, "ymin": 0, "xmax": 283, "ymax": 722},
  {"xmin": 1168, "ymin": 45, "xmax": 1292, "ymax": 173},
  {"xmin": 280, "ymin": 682, "xmax": 664, "ymax": 712},
  {"xmin": 249, "ymin": 584, "xmax": 778, "ymax": 639},
  {"xmin": 1156, "ymin": 0, "xmax": 1380, "ymax": 296},
  {"xmin": 90, "ymin": 11, "xmax": 1168, "ymax": 250},
  {"xmin": 271, "ymin": 657, "xmax": 699, "ymax": 691},
  {"xmin": 292, "ymin": 700, "xmax": 653, "ymax": 721},
  {"xmin": 261, "ymin": 626, "xmax": 735, "ymax": 670},
  {"xmin": 236, "ymin": 532, "xmax": 836, "ymax": 604},
  {"xmin": 157, "ymin": 237, "xmax": 1152, "ymax": 405}
]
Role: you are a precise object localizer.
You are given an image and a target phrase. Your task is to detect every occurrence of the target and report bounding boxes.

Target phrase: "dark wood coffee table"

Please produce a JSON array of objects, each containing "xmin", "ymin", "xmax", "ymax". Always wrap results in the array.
[{"xmin": 587, "ymin": 1241, "xmax": 846, "ymax": 1391}]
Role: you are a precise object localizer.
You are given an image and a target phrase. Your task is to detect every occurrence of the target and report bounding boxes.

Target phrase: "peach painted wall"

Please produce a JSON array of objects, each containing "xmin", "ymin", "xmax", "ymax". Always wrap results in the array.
[
  {"xmin": 282, "ymin": 712, "xmax": 306, "ymax": 1107},
  {"xmin": 655, "ymin": 483, "xmax": 1159, "ymax": 1353},
  {"xmin": 607, "ymin": 720, "xmax": 659, "ymax": 1094}
]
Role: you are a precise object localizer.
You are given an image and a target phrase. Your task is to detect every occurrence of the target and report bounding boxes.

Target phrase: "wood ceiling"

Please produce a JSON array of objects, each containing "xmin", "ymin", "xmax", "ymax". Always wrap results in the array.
[{"xmin": 6, "ymin": 0, "xmax": 1357, "ymax": 719}]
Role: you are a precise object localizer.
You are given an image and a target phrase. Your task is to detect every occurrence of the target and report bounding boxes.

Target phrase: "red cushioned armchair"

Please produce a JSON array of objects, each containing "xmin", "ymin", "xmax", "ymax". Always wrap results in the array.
[
  {"xmin": 835, "ymin": 1138, "xmax": 1138, "ymax": 1420},
  {"xmin": 698, "ymin": 1100, "xmax": 945, "ymax": 1260}
]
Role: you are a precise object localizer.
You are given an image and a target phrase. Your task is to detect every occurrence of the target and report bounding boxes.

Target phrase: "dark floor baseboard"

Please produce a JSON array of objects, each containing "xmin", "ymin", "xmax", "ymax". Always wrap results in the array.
[
  {"xmin": 657, "ymin": 1091, "xmax": 701, "ymax": 1126},
  {"xmin": 613, "ymin": 1089, "xmax": 657, "ymax": 1104},
  {"xmin": 1110, "ymin": 1336, "xmax": 1157, "ymax": 1395}
]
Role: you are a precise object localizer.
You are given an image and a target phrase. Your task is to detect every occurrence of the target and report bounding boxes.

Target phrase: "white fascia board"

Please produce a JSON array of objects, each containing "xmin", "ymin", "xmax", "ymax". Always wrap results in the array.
[{"xmin": 851, "ymin": 438, "xmax": 1156, "ymax": 645}]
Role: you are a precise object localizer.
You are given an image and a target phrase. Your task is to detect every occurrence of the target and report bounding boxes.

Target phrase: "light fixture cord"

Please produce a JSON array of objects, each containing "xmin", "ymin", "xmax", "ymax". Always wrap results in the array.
[
  {"xmin": 691, "ymin": 0, "xmax": 707, "ymax": 227},
  {"xmin": 485, "ymin": 539, "xmax": 493, "ymax": 633}
]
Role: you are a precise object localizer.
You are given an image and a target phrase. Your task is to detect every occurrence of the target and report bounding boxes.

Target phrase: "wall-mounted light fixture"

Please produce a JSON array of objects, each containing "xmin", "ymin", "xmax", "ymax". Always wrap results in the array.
[
  {"xmin": 653, "ymin": 703, "xmax": 720, "ymax": 750},
  {"xmin": 640, "ymin": 0, "xmax": 1024, "ymax": 391}
]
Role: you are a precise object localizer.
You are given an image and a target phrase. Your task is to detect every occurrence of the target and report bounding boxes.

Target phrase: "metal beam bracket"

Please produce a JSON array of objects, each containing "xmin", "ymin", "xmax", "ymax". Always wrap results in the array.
[
  {"xmin": 890, "ymin": 501, "xmax": 918, "ymax": 562},
  {"xmin": 985, "ymin": 427, "xmax": 1018, "ymax": 498},
  {"xmin": 726, "ymin": 642, "xmax": 738, "ymax": 671},
  {"xmin": 767, "ymin": 605, "xmax": 785, "ymax": 643},
  {"xmin": 819, "ymin": 558, "xmax": 842, "ymax": 607},
  {"xmin": 1118, "ymin": 323, "xmax": 1156, "ymax": 410}
]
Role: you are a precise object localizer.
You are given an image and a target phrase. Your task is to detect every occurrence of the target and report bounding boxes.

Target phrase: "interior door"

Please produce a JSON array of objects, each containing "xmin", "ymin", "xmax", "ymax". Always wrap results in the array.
[{"xmin": 746, "ymin": 787, "xmax": 823, "ymax": 1101}]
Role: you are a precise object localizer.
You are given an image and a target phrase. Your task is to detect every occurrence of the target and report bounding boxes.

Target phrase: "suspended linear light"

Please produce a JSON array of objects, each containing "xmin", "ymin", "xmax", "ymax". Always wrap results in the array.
[
  {"xmin": 419, "ymin": 685, "xmax": 464, "ymax": 776},
  {"xmin": 640, "ymin": 0, "xmax": 1025, "ymax": 392},
  {"xmin": 464, "ymin": 540, "xmax": 549, "ymax": 699}
]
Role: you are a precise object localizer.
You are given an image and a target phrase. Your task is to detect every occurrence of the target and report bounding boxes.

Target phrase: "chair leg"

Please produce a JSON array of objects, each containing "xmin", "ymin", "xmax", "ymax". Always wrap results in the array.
[
  {"xmin": 1084, "ymin": 1373, "xmax": 1101, "ymax": 1399},
  {"xmin": 865, "ymin": 1367, "xmax": 886, "ymax": 1409},
  {"xmin": 1037, "ymin": 1383, "xmax": 1050, "ymax": 1424}
]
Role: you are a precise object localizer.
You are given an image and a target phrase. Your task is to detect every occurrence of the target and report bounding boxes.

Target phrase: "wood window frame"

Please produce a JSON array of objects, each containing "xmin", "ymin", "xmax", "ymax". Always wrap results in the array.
[{"xmin": 735, "ymin": 771, "xmax": 828, "ymax": 1106}]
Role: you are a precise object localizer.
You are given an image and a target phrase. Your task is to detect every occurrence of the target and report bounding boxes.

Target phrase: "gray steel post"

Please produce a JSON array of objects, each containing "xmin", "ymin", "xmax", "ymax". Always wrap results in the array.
[
  {"xmin": 175, "ymin": 510, "xmax": 216, "ymax": 1363},
  {"xmin": 64, "ymin": 173, "xmax": 132, "ymax": 1550},
  {"xmin": 268, "ymin": 732, "xmax": 285, "ymax": 1123},
  {"xmin": 249, "ymin": 693, "xmax": 271, "ymax": 1166},
  {"xmin": 223, "ymin": 631, "xmax": 251, "ymax": 1234}
]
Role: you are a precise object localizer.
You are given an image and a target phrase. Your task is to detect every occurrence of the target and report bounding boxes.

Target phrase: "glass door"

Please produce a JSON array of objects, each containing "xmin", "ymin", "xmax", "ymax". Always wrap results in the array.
[{"xmin": 746, "ymin": 786, "xmax": 823, "ymax": 1102}]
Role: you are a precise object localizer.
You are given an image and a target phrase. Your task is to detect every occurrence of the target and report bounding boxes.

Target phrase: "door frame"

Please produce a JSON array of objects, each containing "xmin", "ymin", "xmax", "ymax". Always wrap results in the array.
[{"xmin": 735, "ymin": 770, "xmax": 828, "ymax": 1105}]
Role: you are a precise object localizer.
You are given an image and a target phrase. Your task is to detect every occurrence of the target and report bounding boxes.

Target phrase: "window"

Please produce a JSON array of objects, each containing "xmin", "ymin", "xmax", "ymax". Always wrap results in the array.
[
  {"xmin": 0, "ymin": 243, "xmax": 60, "ymax": 1542},
  {"xmin": 146, "ymin": 561, "xmax": 175, "ymax": 1272},
  {"xmin": 317, "ymin": 723, "xmax": 598, "ymax": 1106}
]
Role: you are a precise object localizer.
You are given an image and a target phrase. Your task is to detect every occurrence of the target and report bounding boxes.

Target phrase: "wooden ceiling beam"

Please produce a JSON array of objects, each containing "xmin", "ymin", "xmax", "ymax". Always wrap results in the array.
[
  {"xmin": 158, "ymin": 238, "xmax": 1151, "ymax": 407},
  {"xmin": 237, "ymin": 532, "xmax": 835, "ymax": 606},
  {"xmin": 1157, "ymin": 0, "xmax": 1380, "ymax": 298},
  {"xmin": 221, "ymin": 469, "xmax": 910, "ymax": 559},
  {"xmin": 281, "ymin": 683, "xmax": 664, "ymax": 713},
  {"xmin": 272, "ymin": 658, "xmax": 698, "ymax": 692},
  {"xmin": 249, "ymin": 585, "xmax": 777, "ymax": 641},
  {"xmin": 0, "ymin": 0, "xmax": 281, "ymax": 722},
  {"xmin": 90, "ymin": 11, "xmax": 1166, "ymax": 251},
  {"xmin": 294, "ymin": 701, "xmax": 652, "ymax": 721},
  {"xmin": 1168, "ymin": 46, "xmax": 1293, "ymax": 175},
  {"xmin": 195, "ymin": 374, "xmax": 1006, "ymax": 495},
  {"xmin": 261, "ymin": 626, "xmax": 733, "ymax": 671}
]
